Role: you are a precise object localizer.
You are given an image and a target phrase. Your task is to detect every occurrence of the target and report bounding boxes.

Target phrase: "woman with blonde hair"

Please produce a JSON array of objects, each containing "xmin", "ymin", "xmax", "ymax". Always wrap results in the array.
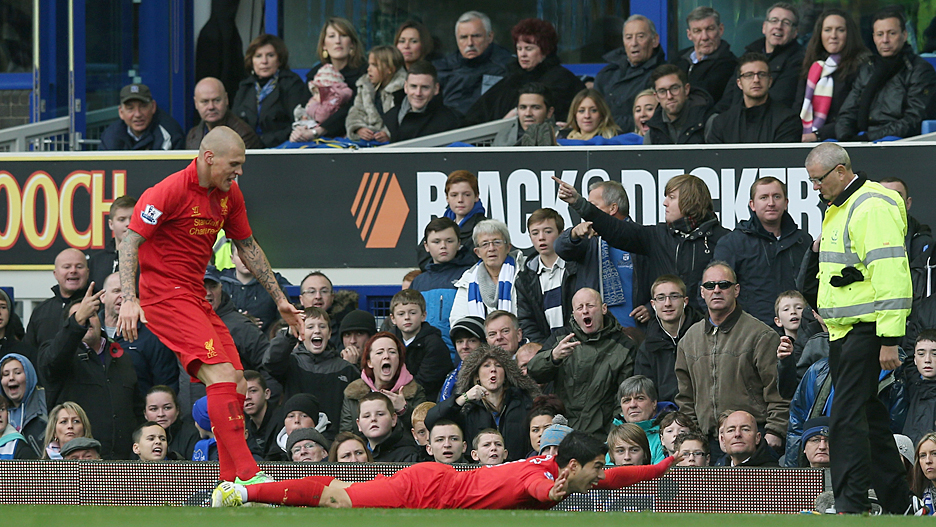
[
  {"xmin": 42, "ymin": 401, "xmax": 92, "ymax": 459},
  {"xmin": 632, "ymin": 88, "xmax": 657, "ymax": 136},
  {"xmin": 346, "ymin": 45, "xmax": 407, "ymax": 142},
  {"xmin": 559, "ymin": 89, "xmax": 621, "ymax": 140}
]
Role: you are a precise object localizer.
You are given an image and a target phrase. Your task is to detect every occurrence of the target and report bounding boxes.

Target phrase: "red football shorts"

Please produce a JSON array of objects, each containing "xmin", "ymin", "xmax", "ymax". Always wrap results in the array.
[
  {"xmin": 143, "ymin": 294, "xmax": 243, "ymax": 380},
  {"xmin": 344, "ymin": 463, "xmax": 455, "ymax": 508}
]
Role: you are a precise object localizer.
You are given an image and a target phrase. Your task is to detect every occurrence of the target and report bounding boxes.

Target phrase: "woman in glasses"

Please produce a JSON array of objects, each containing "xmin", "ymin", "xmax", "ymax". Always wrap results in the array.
[{"xmin": 449, "ymin": 219, "xmax": 523, "ymax": 325}]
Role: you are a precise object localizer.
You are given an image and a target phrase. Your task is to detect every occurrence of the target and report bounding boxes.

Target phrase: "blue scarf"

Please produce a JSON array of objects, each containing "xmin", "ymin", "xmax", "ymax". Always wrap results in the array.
[
  {"xmin": 467, "ymin": 256, "xmax": 516, "ymax": 316},
  {"xmin": 253, "ymin": 71, "xmax": 280, "ymax": 134},
  {"xmin": 600, "ymin": 239, "xmax": 625, "ymax": 306},
  {"xmin": 443, "ymin": 200, "xmax": 486, "ymax": 228}
]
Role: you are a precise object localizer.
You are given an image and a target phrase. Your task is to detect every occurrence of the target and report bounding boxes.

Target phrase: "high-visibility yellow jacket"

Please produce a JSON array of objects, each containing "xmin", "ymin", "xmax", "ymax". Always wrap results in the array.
[{"xmin": 818, "ymin": 177, "xmax": 911, "ymax": 341}]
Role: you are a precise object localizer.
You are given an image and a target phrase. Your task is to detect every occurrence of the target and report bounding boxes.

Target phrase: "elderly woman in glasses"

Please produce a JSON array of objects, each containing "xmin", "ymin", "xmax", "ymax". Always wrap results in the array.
[{"xmin": 448, "ymin": 219, "xmax": 524, "ymax": 328}]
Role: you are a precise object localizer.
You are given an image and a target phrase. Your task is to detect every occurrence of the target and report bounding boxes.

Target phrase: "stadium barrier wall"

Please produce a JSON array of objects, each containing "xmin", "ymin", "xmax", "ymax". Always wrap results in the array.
[
  {"xmin": 2, "ymin": 143, "xmax": 934, "ymax": 269},
  {"xmin": 0, "ymin": 460, "xmax": 825, "ymax": 512}
]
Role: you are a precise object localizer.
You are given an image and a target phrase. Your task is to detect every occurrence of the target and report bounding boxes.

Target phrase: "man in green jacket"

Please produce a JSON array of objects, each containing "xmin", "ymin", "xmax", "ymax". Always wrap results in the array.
[
  {"xmin": 674, "ymin": 261, "xmax": 787, "ymax": 457},
  {"xmin": 527, "ymin": 288, "xmax": 636, "ymax": 439}
]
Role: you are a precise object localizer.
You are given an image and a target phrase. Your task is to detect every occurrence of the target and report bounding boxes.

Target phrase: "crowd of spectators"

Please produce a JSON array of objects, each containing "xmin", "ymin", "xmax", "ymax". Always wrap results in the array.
[
  {"xmin": 5, "ymin": 151, "xmax": 936, "ymax": 508},
  {"xmin": 95, "ymin": 4, "xmax": 936, "ymax": 151},
  {"xmin": 8, "ymin": 2, "xmax": 936, "ymax": 514}
]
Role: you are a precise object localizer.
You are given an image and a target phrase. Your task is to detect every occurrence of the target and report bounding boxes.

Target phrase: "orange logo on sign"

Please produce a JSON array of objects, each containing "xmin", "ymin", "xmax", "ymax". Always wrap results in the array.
[{"xmin": 351, "ymin": 172, "xmax": 409, "ymax": 248}]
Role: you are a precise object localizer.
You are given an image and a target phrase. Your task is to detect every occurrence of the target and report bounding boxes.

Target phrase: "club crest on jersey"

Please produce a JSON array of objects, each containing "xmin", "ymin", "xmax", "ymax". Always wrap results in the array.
[
  {"xmin": 141, "ymin": 204, "xmax": 163, "ymax": 225},
  {"xmin": 220, "ymin": 197, "xmax": 229, "ymax": 215},
  {"xmin": 544, "ymin": 472, "xmax": 554, "ymax": 481}
]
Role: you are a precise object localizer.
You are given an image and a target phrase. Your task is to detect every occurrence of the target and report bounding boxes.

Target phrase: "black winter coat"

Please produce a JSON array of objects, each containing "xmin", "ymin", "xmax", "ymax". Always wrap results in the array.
[
  {"xmin": 166, "ymin": 416, "xmax": 200, "ymax": 461},
  {"xmin": 38, "ymin": 315, "xmax": 142, "ymax": 459},
  {"xmin": 672, "ymin": 40, "xmax": 738, "ymax": 102},
  {"xmin": 793, "ymin": 65, "xmax": 864, "ymax": 141},
  {"xmin": 434, "ymin": 44, "xmax": 515, "ymax": 116},
  {"xmin": 593, "ymin": 46, "xmax": 666, "ymax": 132},
  {"xmin": 87, "ymin": 238, "xmax": 118, "ymax": 293},
  {"xmin": 836, "ymin": 47, "xmax": 936, "ymax": 141},
  {"xmin": 644, "ymin": 87, "xmax": 713, "ymax": 145},
  {"xmin": 370, "ymin": 424, "xmax": 423, "ymax": 462},
  {"xmin": 98, "ymin": 107, "xmax": 185, "ymax": 151},
  {"xmin": 305, "ymin": 62, "xmax": 367, "ymax": 137},
  {"xmin": 467, "ymin": 54, "xmax": 585, "ymax": 126},
  {"xmin": 391, "ymin": 322, "xmax": 453, "ymax": 402},
  {"xmin": 385, "ymin": 95, "xmax": 464, "ymax": 142},
  {"xmin": 715, "ymin": 37, "xmax": 804, "ymax": 112},
  {"xmin": 424, "ymin": 386, "xmax": 534, "ymax": 461},
  {"xmin": 231, "ymin": 68, "xmax": 308, "ymax": 147},
  {"xmin": 713, "ymin": 210, "xmax": 811, "ymax": 325},
  {"xmin": 263, "ymin": 331, "xmax": 359, "ymax": 440},
  {"xmin": 515, "ymin": 257, "xmax": 579, "ymax": 344},
  {"xmin": 634, "ymin": 306, "xmax": 702, "ymax": 403},
  {"xmin": 899, "ymin": 362, "xmax": 936, "ymax": 446},
  {"xmin": 570, "ymin": 196, "xmax": 729, "ymax": 313},
  {"xmin": 24, "ymin": 284, "xmax": 88, "ymax": 352},
  {"xmin": 707, "ymin": 96, "xmax": 801, "ymax": 143}
]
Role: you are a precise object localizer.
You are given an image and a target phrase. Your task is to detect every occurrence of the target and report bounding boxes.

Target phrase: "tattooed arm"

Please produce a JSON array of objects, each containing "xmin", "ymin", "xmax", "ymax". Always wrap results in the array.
[
  {"xmin": 117, "ymin": 229, "xmax": 148, "ymax": 341},
  {"xmin": 232, "ymin": 236, "xmax": 302, "ymax": 336}
]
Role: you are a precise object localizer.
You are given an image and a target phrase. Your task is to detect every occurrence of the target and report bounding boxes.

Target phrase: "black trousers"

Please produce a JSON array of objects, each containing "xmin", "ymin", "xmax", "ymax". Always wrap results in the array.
[{"xmin": 828, "ymin": 322, "xmax": 910, "ymax": 514}]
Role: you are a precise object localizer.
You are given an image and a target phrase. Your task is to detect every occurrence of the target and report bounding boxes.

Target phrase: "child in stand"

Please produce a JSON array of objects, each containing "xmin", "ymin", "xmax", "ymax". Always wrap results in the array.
[{"xmin": 291, "ymin": 63, "xmax": 352, "ymax": 142}]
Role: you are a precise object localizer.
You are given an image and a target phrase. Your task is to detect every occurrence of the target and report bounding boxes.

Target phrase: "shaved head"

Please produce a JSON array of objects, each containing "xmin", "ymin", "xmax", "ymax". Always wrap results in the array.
[
  {"xmin": 197, "ymin": 126, "xmax": 246, "ymax": 192},
  {"xmin": 200, "ymin": 126, "xmax": 244, "ymax": 157}
]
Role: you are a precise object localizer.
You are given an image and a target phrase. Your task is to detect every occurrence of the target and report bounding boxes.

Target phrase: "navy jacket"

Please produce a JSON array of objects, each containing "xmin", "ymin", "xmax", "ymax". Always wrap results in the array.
[
  {"xmin": 219, "ymin": 268, "xmax": 292, "ymax": 332},
  {"xmin": 391, "ymin": 322, "xmax": 454, "ymax": 402},
  {"xmin": 434, "ymin": 44, "xmax": 515, "ymax": 116},
  {"xmin": 713, "ymin": 209, "xmax": 811, "ymax": 325},
  {"xmin": 594, "ymin": 46, "xmax": 667, "ymax": 133},
  {"xmin": 114, "ymin": 323, "xmax": 180, "ymax": 399},
  {"xmin": 410, "ymin": 248, "xmax": 475, "ymax": 354},
  {"xmin": 672, "ymin": 40, "xmax": 738, "ymax": 102},
  {"xmin": 99, "ymin": 107, "xmax": 185, "ymax": 151}
]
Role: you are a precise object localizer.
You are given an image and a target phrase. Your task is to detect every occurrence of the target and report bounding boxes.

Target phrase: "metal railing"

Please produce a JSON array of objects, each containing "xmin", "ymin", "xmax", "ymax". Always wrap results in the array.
[
  {"xmin": 0, "ymin": 106, "xmax": 118, "ymax": 152},
  {"xmin": 380, "ymin": 118, "xmax": 513, "ymax": 148}
]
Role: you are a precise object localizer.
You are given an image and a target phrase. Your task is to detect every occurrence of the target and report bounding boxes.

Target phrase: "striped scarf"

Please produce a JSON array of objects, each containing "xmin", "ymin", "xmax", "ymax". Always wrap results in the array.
[
  {"xmin": 467, "ymin": 256, "xmax": 516, "ymax": 316},
  {"xmin": 800, "ymin": 55, "xmax": 838, "ymax": 133}
]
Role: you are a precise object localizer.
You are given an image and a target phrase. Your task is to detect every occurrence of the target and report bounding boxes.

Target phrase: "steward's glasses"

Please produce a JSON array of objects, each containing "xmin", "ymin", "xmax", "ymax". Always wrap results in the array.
[{"xmin": 809, "ymin": 164, "xmax": 842, "ymax": 185}]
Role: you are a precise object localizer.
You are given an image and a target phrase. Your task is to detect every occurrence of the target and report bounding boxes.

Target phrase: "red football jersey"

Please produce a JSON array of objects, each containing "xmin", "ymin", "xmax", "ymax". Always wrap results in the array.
[
  {"xmin": 439, "ymin": 455, "xmax": 670, "ymax": 509},
  {"xmin": 128, "ymin": 159, "xmax": 251, "ymax": 304}
]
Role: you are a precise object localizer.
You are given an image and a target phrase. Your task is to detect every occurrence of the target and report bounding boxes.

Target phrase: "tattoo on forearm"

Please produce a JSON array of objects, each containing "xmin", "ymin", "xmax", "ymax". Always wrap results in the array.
[
  {"xmin": 118, "ymin": 230, "xmax": 144, "ymax": 301},
  {"xmin": 234, "ymin": 236, "xmax": 287, "ymax": 304}
]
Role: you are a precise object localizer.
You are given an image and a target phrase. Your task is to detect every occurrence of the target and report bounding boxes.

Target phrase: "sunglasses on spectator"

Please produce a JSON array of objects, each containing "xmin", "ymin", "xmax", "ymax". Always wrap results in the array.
[{"xmin": 701, "ymin": 280, "xmax": 735, "ymax": 290}]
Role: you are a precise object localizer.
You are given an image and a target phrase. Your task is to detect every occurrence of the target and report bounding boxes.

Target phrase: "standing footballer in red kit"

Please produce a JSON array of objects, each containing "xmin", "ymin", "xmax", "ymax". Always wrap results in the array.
[
  {"xmin": 117, "ymin": 126, "xmax": 302, "ymax": 485},
  {"xmin": 213, "ymin": 431, "xmax": 680, "ymax": 509}
]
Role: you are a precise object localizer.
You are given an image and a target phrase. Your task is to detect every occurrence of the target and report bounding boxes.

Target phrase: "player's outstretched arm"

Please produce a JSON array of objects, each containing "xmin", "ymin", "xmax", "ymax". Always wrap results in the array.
[
  {"xmin": 117, "ymin": 229, "xmax": 147, "ymax": 342},
  {"xmin": 596, "ymin": 455, "xmax": 679, "ymax": 490},
  {"xmin": 232, "ymin": 235, "xmax": 302, "ymax": 335}
]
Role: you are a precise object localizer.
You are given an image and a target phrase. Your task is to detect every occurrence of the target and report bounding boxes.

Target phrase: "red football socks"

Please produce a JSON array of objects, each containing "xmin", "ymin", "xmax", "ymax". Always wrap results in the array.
[
  {"xmin": 248, "ymin": 477, "xmax": 327, "ymax": 506},
  {"xmin": 206, "ymin": 382, "xmax": 260, "ymax": 481}
]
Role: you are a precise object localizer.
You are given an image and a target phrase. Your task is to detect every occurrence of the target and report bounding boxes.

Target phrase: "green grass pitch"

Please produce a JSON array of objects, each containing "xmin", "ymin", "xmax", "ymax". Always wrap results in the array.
[{"xmin": 1, "ymin": 506, "xmax": 934, "ymax": 526}]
